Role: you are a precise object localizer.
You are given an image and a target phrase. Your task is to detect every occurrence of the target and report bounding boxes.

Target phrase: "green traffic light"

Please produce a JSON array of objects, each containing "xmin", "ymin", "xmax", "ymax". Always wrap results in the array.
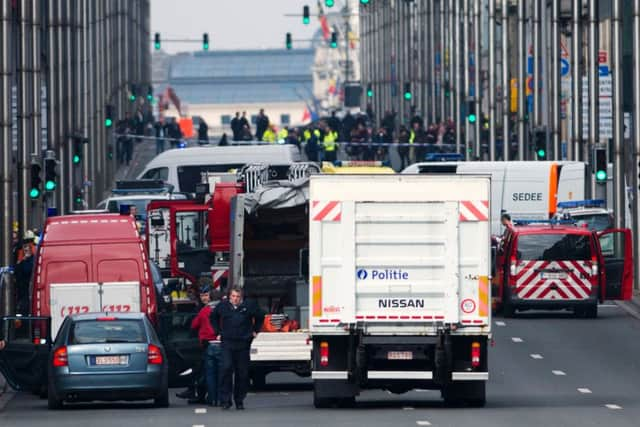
[
  {"xmin": 468, "ymin": 114, "xmax": 477, "ymax": 123},
  {"xmin": 537, "ymin": 149, "xmax": 546, "ymax": 158},
  {"xmin": 45, "ymin": 180, "xmax": 56, "ymax": 191},
  {"xmin": 331, "ymin": 42, "xmax": 337, "ymax": 48},
  {"xmin": 596, "ymin": 170, "xmax": 607, "ymax": 181},
  {"xmin": 29, "ymin": 188, "xmax": 40, "ymax": 199},
  {"xmin": 203, "ymin": 43, "xmax": 209, "ymax": 50},
  {"xmin": 360, "ymin": 0, "xmax": 370, "ymax": 3},
  {"xmin": 154, "ymin": 42, "xmax": 161, "ymax": 50},
  {"xmin": 105, "ymin": 118, "xmax": 113, "ymax": 127},
  {"xmin": 367, "ymin": 90, "xmax": 373, "ymax": 97},
  {"xmin": 404, "ymin": 92, "xmax": 412, "ymax": 100},
  {"xmin": 326, "ymin": 0, "xmax": 334, "ymax": 7},
  {"xmin": 129, "ymin": 95, "xmax": 136, "ymax": 102},
  {"xmin": 73, "ymin": 154, "xmax": 81, "ymax": 164},
  {"xmin": 303, "ymin": 17, "xmax": 310, "ymax": 25}
]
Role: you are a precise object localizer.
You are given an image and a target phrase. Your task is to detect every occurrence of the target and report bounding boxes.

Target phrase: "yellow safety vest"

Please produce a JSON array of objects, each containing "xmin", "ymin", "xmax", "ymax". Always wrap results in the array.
[
  {"xmin": 303, "ymin": 129, "xmax": 311, "ymax": 141},
  {"xmin": 409, "ymin": 130, "xmax": 415, "ymax": 144},
  {"xmin": 277, "ymin": 128, "xmax": 288, "ymax": 143},
  {"xmin": 313, "ymin": 129, "xmax": 321, "ymax": 138},
  {"xmin": 324, "ymin": 131, "xmax": 337, "ymax": 151},
  {"xmin": 263, "ymin": 129, "xmax": 276, "ymax": 143}
]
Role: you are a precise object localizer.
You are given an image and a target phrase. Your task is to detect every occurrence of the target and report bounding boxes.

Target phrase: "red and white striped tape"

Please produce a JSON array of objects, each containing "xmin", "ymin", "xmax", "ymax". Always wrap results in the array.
[
  {"xmin": 211, "ymin": 268, "xmax": 229, "ymax": 289},
  {"xmin": 459, "ymin": 200, "xmax": 489, "ymax": 222},
  {"xmin": 311, "ymin": 200, "xmax": 342, "ymax": 222},
  {"xmin": 514, "ymin": 260, "xmax": 593, "ymax": 300}
]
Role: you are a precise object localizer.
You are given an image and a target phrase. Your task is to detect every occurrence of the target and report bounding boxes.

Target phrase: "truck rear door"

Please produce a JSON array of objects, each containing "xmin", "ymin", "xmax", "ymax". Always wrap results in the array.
[
  {"xmin": 0, "ymin": 317, "xmax": 51, "ymax": 393},
  {"xmin": 598, "ymin": 229, "xmax": 633, "ymax": 301}
]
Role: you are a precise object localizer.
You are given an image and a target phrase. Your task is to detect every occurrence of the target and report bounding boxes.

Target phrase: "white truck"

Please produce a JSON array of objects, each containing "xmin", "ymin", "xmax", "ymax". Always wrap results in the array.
[{"xmin": 309, "ymin": 175, "xmax": 491, "ymax": 407}]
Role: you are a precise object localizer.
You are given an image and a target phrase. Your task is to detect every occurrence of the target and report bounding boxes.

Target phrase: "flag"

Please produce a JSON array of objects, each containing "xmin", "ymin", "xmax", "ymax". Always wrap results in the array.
[
  {"xmin": 301, "ymin": 108, "xmax": 311, "ymax": 123},
  {"xmin": 317, "ymin": 1, "xmax": 330, "ymax": 40}
]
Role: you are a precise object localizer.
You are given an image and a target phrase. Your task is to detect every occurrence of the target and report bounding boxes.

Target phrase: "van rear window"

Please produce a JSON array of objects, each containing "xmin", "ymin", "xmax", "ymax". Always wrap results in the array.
[
  {"xmin": 516, "ymin": 233, "xmax": 592, "ymax": 261},
  {"xmin": 178, "ymin": 164, "xmax": 243, "ymax": 193}
]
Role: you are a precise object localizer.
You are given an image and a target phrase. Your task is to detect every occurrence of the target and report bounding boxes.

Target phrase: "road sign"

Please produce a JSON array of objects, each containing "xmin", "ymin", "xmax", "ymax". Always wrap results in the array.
[
  {"xmin": 561, "ymin": 59, "xmax": 570, "ymax": 77},
  {"xmin": 599, "ymin": 65, "xmax": 609, "ymax": 77},
  {"xmin": 598, "ymin": 50, "xmax": 608, "ymax": 64}
]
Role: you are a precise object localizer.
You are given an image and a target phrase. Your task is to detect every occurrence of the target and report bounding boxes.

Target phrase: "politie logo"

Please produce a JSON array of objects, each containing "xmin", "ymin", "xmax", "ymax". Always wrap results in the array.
[{"xmin": 356, "ymin": 268, "xmax": 409, "ymax": 280}]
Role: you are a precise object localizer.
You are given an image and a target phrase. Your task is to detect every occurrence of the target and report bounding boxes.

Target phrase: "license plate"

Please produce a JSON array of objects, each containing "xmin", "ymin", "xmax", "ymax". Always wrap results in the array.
[
  {"xmin": 541, "ymin": 272, "xmax": 567, "ymax": 280},
  {"xmin": 93, "ymin": 355, "xmax": 128, "ymax": 365},
  {"xmin": 387, "ymin": 351, "xmax": 413, "ymax": 360}
]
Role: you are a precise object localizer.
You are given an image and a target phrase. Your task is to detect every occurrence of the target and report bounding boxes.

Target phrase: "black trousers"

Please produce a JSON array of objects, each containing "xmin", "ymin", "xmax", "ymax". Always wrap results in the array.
[{"xmin": 220, "ymin": 342, "xmax": 250, "ymax": 405}]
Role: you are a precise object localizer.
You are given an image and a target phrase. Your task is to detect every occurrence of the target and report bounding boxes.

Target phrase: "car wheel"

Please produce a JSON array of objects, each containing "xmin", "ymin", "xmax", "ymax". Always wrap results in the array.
[{"xmin": 47, "ymin": 387, "xmax": 63, "ymax": 410}]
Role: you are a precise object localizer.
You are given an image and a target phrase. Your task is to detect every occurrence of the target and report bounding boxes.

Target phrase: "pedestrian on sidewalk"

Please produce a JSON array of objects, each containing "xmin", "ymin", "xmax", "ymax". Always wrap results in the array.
[{"xmin": 210, "ymin": 286, "xmax": 264, "ymax": 410}]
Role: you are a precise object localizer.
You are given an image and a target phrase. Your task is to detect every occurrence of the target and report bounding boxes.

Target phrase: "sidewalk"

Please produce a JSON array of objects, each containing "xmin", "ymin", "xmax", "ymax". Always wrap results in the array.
[{"xmin": 616, "ymin": 290, "xmax": 640, "ymax": 321}]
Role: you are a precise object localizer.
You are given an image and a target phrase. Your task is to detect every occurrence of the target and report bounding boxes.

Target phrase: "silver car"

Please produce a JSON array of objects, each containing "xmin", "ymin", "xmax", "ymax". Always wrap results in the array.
[{"xmin": 47, "ymin": 313, "xmax": 169, "ymax": 409}]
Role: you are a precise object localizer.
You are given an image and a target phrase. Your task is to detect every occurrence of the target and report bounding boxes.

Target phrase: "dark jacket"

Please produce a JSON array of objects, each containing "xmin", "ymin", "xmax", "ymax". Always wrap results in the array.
[{"xmin": 210, "ymin": 299, "xmax": 264, "ymax": 346}]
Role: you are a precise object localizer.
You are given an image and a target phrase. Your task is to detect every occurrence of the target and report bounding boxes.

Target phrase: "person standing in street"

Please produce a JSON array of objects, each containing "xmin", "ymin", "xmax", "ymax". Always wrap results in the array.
[
  {"xmin": 256, "ymin": 109, "xmax": 269, "ymax": 141},
  {"xmin": 14, "ymin": 241, "xmax": 34, "ymax": 314},
  {"xmin": 210, "ymin": 286, "xmax": 264, "ymax": 410},
  {"xmin": 231, "ymin": 112, "xmax": 242, "ymax": 141}
]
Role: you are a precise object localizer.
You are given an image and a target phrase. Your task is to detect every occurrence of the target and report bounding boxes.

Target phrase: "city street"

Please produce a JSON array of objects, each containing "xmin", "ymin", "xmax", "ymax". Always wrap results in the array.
[{"xmin": 3, "ymin": 304, "xmax": 640, "ymax": 427}]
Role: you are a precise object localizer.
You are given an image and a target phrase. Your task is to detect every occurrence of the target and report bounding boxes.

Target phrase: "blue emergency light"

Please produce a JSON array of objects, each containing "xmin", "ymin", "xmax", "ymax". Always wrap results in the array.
[
  {"xmin": 556, "ymin": 199, "xmax": 605, "ymax": 209},
  {"xmin": 425, "ymin": 153, "xmax": 464, "ymax": 162}
]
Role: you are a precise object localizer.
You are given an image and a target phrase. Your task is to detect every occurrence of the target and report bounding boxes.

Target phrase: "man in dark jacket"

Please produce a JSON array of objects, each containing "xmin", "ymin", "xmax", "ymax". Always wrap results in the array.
[
  {"xmin": 210, "ymin": 286, "xmax": 264, "ymax": 410},
  {"xmin": 255, "ymin": 109, "xmax": 269, "ymax": 141}
]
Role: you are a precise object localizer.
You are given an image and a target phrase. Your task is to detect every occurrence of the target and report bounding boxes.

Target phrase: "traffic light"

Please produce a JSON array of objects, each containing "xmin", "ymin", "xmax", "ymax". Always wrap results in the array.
[
  {"xmin": 29, "ymin": 161, "xmax": 42, "ymax": 199},
  {"xmin": 360, "ymin": 0, "xmax": 370, "ymax": 4},
  {"xmin": 129, "ymin": 84, "xmax": 137, "ymax": 102},
  {"xmin": 303, "ymin": 5, "xmax": 310, "ymax": 25},
  {"xmin": 147, "ymin": 86, "xmax": 153, "ymax": 101},
  {"xmin": 404, "ymin": 82, "xmax": 412, "ymax": 100},
  {"xmin": 534, "ymin": 128, "xmax": 546, "ymax": 160},
  {"xmin": 203, "ymin": 33, "xmax": 209, "ymax": 50},
  {"xmin": 154, "ymin": 32, "xmax": 160, "ymax": 50},
  {"xmin": 105, "ymin": 104, "xmax": 113, "ymax": 127},
  {"xmin": 467, "ymin": 101, "xmax": 476, "ymax": 123},
  {"xmin": 330, "ymin": 32, "xmax": 338, "ymax": 48},
  {"xmin": 73, "ymin": 186, "xmax": 83, "ymax": 209},
  {"xmin": 444, "ymin": 81, "xmax": 450, "ymax": 98},
  {"xmin": 366, "ymin": 83, "xmax": 373, "ymax": 98},
  {"xmin": 44, "ymin": 154, "xmax": 57, "ymax": 191},
  {"xmin": 72, "ymin": 138, "xmax": 82, "ymax": 165},
  {"xmin": 325, "ymin": 0, "xmax": 335, "ymax": 7},
  {"xmin": 595, "ymin": 148, "xmax": 607, "ymax": 182},
  {"xmin": 286, "ymin": 32, "xmax": 292, "ymax": 50}
]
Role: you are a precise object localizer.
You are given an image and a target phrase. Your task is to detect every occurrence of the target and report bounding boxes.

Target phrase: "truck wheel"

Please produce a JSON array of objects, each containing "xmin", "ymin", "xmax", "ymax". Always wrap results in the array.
[{"xmin": 251, "ymin": 371, "xmax": 267, "ymax": 390}]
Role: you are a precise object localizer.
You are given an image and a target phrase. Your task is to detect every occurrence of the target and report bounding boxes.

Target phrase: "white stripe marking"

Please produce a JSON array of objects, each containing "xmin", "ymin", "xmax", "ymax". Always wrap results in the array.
[
  {"xmin": 552, "ymin": 370, "xmax": 566, "ymax": 376},
  {"xmin": 403, "ymin": 407, "xmax": 415, "ymax": 410},
  {"xmin": 530, "ymin": 354, "xmax": 544, "ymax": 359},
  {"xmin": 416, "ymin": 422, "xmax": 432, "ymax": 426},
  {"xmin": 511, "ymin": 337, "xmax": 523, "ymax": 343},
  {"xmin": 577, "ymin": 388, "xmax": 592, "ymax": 394},
  {"xmin": 605, "ymin": 404, "xmax": 622, "ymax": 410},
  {"xmin": 495, "ymin": 321, "xmax": 506, "ymax": 326},
  {"xmin": 194, "ymin": 408, "xmax": 207, "ymax": 414},
  {"xmin": 193, "ymin": 425, "xmax": 205, "ymax": 427}
]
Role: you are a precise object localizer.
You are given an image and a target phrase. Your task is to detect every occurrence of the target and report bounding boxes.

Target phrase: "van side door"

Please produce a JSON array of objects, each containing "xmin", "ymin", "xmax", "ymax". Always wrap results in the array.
[
  {"xmin": 0, "ymin": 317, "xmax": 51, "ymax": 393},
  {"xmin": 598, "ymin": 229, "xmax": 633, "ymax": 301}
]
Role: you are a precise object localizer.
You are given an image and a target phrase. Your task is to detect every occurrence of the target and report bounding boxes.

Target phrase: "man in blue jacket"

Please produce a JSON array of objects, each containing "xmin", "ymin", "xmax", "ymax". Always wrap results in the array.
[{"xmin": 210, "ymin": 286, "xmax": 264, "ymax": 410}]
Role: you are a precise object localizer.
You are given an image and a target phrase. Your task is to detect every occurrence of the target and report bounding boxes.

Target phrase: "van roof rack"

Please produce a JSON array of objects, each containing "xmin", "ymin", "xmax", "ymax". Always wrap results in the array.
[{"xmin": 557, "ymin": 199, "xmax": 605, "ymax": 209}]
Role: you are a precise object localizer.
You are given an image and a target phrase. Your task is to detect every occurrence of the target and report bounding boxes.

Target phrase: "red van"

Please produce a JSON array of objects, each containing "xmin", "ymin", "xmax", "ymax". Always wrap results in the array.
[{"xmin": 494, "ymin": 220, "xmax": 632, "ymax": 318}]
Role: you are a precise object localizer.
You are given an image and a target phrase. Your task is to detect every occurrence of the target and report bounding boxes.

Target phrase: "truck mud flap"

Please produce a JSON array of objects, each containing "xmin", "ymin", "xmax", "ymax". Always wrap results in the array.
[{"xmin": 433, "ymin": 332, "xmax": 452, "ymax": 385}]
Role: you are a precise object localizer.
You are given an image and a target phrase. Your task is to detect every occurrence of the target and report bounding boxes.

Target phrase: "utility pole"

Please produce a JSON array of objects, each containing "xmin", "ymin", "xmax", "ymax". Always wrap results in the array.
[
  {"xmin": 571, "ymin": 0, "xmax": 582, "ymax": 162},
  {"xmin": 517, "ymin": 0, "xmax": 526, "ymax": 160},
  {"xmin": 473, "ymin": 0, "xmax": 481, "ymax": 159},
  {"xmin": 463, "ymin": 0, "xmax": 470, "ymax": 160},
  {"xmin": 612, "ymin": 0, "xmax": 624, "ymax": 228},
  {"xmin": 551, "ymin": 0, "xmax": 561, "ymax": 160},
  {"xmin": 489, "ymin": 0, "xmax": 496, "ymax": 161},
  {"xmin": 501, "ymin": 0, "xmax": 509, "ymax": 161},
  {"xmin": 632, "ymin": 0, "xmax": 640, "ymax": 290}
]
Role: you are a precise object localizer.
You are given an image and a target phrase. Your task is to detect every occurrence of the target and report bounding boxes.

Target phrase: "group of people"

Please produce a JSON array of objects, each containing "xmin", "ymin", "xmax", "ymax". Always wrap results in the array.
[{"xmin": 177, "ymin": 282, "xmax": 264, "ymax": 410}]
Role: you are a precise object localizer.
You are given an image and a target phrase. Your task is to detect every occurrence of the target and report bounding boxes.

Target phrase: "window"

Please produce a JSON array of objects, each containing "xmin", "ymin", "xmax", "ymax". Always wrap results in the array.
[
  {"xmin": 70, "ymin": 320, "xmax": 147, "ymax": 344},
  {"xmin": 221, "ymin": 115, "xmax": 231, "ymax": 125},
  {"xmin": 251, "ymin": 115, "xmax": 258, "ymax": 125},
  {"xmin": 280, "ymin": 114, "xmax": 291, "ymax": 125},
  {"xmin": 516, "ymin": 233, "xmax": 593, "ymax": 261},
  {"xmin": 176, "ymin": 211, "xmax": 208, "ymax": 250},
  {"xmin": 142, "ymin": 167, "xmax": 169, "ymax": 181},
  {"xmin": 177, "ymin": 164, "xmax": 243, "ymax": 193}
]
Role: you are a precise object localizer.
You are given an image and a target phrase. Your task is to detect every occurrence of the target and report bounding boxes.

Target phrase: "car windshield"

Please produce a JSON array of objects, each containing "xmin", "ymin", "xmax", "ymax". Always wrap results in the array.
[
  {"xmin": 572, "ymin": 213, "xmax": 612, "ymax": 231},
  {"xmin": 516, "ymin": 233, "xmax": 593, "ymax": 261},
  {"xmin": 70, "ymin": 319, "xmax": 147, "ymax": 344}
]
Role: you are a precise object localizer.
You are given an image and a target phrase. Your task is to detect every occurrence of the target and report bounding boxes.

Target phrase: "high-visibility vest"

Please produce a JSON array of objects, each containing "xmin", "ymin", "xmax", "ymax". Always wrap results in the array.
[
  {"xmin": 324, "ymin": 131, "xmax": 337, "ymax": 151},
  {"xmin": 277, "ymin": 128, "xmax": 288, "ymax": 143},
  {"xmin": 263, "ymin": 129, "xmax": 276, "ymax": 143},
  {"xmin": 409, "ymin": 130, "xmax": 416, "ymax": 144},
  {"xmin": 303, "ymin": 129, "xmax": 311, "ymax": 141},
  {"xmin": 313, "ymin": 129, "xmax": 321, "ymax": 138}
]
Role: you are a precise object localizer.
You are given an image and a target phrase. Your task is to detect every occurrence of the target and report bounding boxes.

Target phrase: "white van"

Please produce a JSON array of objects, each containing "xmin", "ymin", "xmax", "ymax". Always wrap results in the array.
[
  {"xmin": 137, "ymin": 145, "xmax": 303, "ymax": 193},
  {"xmin": 402, "ymin": 161, "xmax": 586, "ymax": 235}
]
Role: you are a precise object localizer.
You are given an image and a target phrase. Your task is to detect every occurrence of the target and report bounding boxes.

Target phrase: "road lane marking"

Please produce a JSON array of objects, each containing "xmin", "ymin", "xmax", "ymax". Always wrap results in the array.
[
  {"xmin": 495, "ymin": 321, "xmax": 506, "ymax": 326},
  {"xmin": 194, "ymin": 408, "xmax": 207, "ymax": 414},
  {"xmin": 193, "ymin": 425, "xmax": 205, "ymax": 427},
  {"xmin": 552, "ymin": 370, "xmax": 566, "ymax": 376},
  {"xmin": 605, "ymin": 404, "xmax": 622, "ymax": 410},
  {"xmin": 403, "ymin": 407, "xmax": 415, "ymax": 410},
  {"xmin": 577, "ymin": 388, "xmax": 592, "ymax": 394},
  {"xmin": 279, "ymin": 392, "xmax": 289, "ymax": 396},
  {"xmin": 416, "ymin": 421, "xmax": 432, "ymax": 426},
  {"xmin": 530, "ymin": 354, "xmax": 544, "ymax": 359},
  {"xmin": 599, "ymin": 304, "xmax": 618, "ymax": 308},
  {"xmin": 511, "ymin": 337, "xmax": 523, "ymax": 343}
]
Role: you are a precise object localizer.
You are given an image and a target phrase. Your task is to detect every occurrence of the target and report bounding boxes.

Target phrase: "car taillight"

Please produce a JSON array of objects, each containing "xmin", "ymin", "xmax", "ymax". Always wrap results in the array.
[
  {"xmin": 591, "ymin": 256, "xmax": 598, "ymax": 276},
  {"xmin": 471, "ymin": 342, "xmax": 481, "ymax": 368},
  {"xmin": 319, "ymin": 341, "xmax": 329, "ymax": 367},
  {"xmin": 96, "ymin": 317, "xmax": 117, "ymax": 321},
  {"xmin": 53, "ymin": 346, "xmax": 68, "ymax": 367},
  {"xmin": 510, "ymin": 254, "xmax": 517, "ymax": 276},
  {"xmin": 147, "ymin": 344, "xmax": 163, "ymax": 365}
]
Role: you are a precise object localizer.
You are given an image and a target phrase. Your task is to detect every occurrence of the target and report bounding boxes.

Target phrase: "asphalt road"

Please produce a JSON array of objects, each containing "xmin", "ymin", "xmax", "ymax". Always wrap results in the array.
[{"xmin": 2, "ymin": 304, "xmax": 640, "ymax": 427}]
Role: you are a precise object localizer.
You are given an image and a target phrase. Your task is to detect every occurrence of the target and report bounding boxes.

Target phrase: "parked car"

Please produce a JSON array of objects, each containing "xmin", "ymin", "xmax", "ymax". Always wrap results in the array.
[{"xmin": 47, "ymin": 312, "xmax": 169, "ymax": 409}]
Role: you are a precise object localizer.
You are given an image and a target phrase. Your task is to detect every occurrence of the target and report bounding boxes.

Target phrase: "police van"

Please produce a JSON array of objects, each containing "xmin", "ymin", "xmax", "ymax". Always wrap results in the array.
[{"xmin": 402, "ymin": 161, "xmax": 585, "ymax": 235}]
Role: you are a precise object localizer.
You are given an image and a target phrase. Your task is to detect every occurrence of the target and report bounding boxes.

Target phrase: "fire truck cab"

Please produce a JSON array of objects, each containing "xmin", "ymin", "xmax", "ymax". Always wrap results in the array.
[{"xmin": 494, "ymin": 220, "xmax": 632, "ymax": 318}]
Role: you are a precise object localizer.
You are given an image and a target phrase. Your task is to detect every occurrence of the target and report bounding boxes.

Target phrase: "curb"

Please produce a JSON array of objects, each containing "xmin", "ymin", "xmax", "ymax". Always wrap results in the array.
[{"xmin": 616, "ymin": 295, "xmax": 640, "ymax": 321}]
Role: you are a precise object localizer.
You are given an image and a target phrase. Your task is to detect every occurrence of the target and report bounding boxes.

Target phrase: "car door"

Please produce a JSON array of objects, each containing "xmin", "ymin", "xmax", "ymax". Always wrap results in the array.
[
  {"xmin": 598, "ymin": 229, "xmax": 633, "ymax": 301},
  {"xmin": 0, "ymin": 316, "xmax": 51, "ymax": 393},
  {"xmin": 156, "ymin": 309, "xmax": 201, "ymax": 387}
]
